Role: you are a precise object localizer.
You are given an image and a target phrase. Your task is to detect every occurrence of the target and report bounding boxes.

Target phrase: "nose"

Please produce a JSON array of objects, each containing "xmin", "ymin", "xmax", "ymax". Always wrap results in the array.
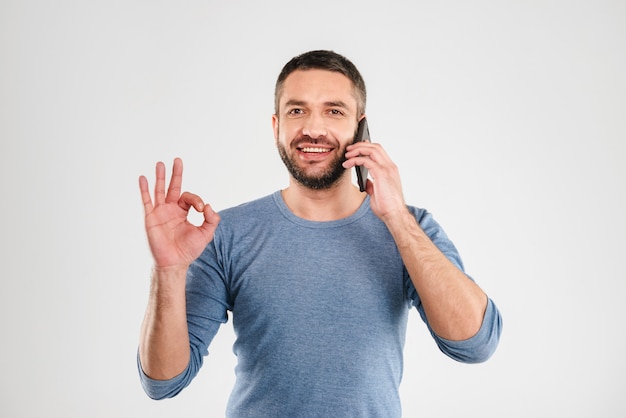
[{"xmin": 302, "ymin": 113, "xmax": 327, "ymax": 139}]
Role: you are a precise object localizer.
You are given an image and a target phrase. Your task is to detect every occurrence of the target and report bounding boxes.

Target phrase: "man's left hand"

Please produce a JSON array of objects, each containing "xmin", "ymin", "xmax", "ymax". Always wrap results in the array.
[{"xmin": 343, "ymin": 142, "xmax": 408, "ymax": 222}]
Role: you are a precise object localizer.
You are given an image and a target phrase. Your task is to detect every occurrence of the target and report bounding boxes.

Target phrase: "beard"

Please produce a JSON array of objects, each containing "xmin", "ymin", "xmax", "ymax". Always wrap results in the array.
[{"xmin": 277, "ymin": 139, "xmax": 350, "ymax": 190}]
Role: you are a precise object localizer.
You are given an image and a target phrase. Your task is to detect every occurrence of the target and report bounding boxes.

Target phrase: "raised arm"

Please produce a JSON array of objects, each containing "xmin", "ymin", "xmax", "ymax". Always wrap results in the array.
[
  {"xmin": 344, "ymin": 143, "xmax": 488, "ymax": 341},
  {"xmin": 138, "ymin": 158, "xmax": 220, "ymax": 380}
]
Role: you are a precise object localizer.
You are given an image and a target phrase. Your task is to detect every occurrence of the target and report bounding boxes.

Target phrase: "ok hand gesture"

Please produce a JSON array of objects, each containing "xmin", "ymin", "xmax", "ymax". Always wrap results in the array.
[{"xmin": 139, "ymin": 158, "xmax": 220, "ymax": 271}]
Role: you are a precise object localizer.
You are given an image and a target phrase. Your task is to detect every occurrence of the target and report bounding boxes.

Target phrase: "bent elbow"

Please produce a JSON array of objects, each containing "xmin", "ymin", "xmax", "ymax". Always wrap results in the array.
[
  {"xmin": 435, "ymin": 298, "xmax": 503, "ymax": 364},
  {"xmin": 137, "ymin": 349, "xmax": 202, "ymax": 400}
]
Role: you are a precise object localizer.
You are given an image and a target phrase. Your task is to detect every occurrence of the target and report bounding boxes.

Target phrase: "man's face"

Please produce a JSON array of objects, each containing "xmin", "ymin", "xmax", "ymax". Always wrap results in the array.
[{"xmin": 272, "ymin": 69, "xmax": 360, "ymax": 190}]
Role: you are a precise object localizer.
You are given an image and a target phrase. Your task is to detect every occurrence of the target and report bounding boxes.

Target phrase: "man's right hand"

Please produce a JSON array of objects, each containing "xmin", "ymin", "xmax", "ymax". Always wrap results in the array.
[
  {"xmin": 139, "ymin": 158, "xmax": 220, "ymax": 271},
  {"xmin": 138, "ymin": 158, "xmax": 220, "ymax": 380}
]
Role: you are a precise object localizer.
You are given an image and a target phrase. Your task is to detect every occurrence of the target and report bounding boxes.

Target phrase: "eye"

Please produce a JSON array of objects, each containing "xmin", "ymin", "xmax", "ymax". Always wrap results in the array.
[
  {"xmin": 328, "ymin": 109, "xmax": 345, "ymax": 116},
  {"xmin": 287, "ymin": 108, "xmax": 304, "ymax": 116}
]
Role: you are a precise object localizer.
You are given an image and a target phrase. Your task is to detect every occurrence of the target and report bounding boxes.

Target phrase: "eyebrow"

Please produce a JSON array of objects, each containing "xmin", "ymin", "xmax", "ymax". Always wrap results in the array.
[
  {"xmin": 284, "ymin": 99, "xmax": 306, "ymax": 108},
  {"xmin": 325, "ymin": 100, "xmax": 349, "ymax": 109},
  {"xmin": 283, "ymin": 99, "xmax": 350, "ymax": 109}
]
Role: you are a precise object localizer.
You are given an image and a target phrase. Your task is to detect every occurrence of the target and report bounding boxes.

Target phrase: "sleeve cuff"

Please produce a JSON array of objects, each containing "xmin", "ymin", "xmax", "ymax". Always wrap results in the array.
[
  {"xmin": 137, "ymin": 352, "xmax": 190, "ymax": 400},
  {"xmin": 431, "ymin": 297, "xmax": 502, "ymax": 363}
]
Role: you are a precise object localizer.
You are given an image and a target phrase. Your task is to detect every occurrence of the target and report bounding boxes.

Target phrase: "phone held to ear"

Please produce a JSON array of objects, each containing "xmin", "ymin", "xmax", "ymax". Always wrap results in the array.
[{"xmin": 354, "ymin": 118, "xmax": 370, "ymax": 192}]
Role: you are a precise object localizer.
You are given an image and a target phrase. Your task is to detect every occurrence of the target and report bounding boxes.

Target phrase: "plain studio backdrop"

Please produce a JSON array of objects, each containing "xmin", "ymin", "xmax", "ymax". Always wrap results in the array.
[{"xmin": 1, "ymin": 1, "xmax": 624, "ymax": 417}]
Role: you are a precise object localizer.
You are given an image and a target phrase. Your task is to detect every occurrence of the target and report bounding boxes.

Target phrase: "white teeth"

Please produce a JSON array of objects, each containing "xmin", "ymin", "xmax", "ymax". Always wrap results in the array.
[{"xmin": 301, "ymin": 147, "xmax": 329, "ymax": 153}]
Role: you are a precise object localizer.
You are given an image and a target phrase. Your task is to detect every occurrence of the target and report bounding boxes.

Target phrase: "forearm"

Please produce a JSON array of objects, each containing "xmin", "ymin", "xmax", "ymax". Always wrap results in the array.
[
  {"xmin": 384, "ymin": 209, "xmax": 487, "ymax": 341},
  {"xmin": 139, "ymin": 267, "xmax": 190, "ymax": 380}
]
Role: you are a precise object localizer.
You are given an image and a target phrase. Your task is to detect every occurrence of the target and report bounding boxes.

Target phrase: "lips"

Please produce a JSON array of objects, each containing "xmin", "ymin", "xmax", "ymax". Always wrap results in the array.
[
  {"xmin": 299, "ymin": 146, "xmax": 331, "ymax": 153},
  {"xmin": 294, "ymin": 139, "xmax": 334, "ymax": 153}
]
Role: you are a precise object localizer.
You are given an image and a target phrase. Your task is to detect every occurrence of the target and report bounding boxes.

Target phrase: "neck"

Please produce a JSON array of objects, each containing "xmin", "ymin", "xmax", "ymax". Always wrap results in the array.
[{"xmin": 281, "ymin": 176, "xmax": 366, "ymax": 221}]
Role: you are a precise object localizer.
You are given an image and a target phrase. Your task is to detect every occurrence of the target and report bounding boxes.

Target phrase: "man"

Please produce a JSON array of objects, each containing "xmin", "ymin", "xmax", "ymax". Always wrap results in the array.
[{"xmin": 138, "ymin": 50, "xmax": 502, "ymax": 416}]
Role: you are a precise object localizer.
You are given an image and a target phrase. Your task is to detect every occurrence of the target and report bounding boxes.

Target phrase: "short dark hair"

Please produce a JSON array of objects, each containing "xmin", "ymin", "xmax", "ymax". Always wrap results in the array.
[{"xmin": 274, "ymin": 50, "xmax": 366, "ymax": 117}]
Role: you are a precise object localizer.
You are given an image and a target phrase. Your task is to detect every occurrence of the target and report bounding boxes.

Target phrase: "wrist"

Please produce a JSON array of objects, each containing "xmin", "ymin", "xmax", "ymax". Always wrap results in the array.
[
  {"xmin": 382, "ymin": 208, "xmax": 426, "ymax": 247},
  {"xmin": 148, "ymin": 265, "xmax": 188, "ymax": 311},
  {"xmin": 151, "ymin": 265, "xmax": 189, "ymax": 290},
  {"xmin": 380, "ymin": 206, "xmax": 415, "ymax": 230},
  {"xmin": 152, "ymin": 264, "xmax": 189, "ymax": 275}
]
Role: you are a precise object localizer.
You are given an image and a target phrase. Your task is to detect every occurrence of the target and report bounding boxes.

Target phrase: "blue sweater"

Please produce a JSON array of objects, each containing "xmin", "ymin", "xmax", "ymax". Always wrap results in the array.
[{"xmin": 139, "ymin": 191, "xmax": 502, "ymax": 417}]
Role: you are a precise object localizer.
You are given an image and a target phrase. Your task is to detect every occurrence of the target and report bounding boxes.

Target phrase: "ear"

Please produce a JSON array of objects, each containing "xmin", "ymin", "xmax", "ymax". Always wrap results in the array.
[
  {"xmin": 358, "ymin": 113, "xmax": 367, "ymax": 122},
  {"xmin": 271, "ymin": 114, "xmax": 279, "ymax": 141}
]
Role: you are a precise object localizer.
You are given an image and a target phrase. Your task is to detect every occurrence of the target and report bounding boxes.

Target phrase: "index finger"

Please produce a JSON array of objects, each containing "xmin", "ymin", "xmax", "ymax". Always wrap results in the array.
[{"xmin": 346, "ymin": 142, "xmax": 377, "ymax": 160}]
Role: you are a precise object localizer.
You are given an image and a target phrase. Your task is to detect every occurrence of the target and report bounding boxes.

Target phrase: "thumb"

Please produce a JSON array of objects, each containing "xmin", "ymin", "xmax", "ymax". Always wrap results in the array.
[{"xmin": 199, "ymin": 204, "xmax": 221, "ymax": 236}]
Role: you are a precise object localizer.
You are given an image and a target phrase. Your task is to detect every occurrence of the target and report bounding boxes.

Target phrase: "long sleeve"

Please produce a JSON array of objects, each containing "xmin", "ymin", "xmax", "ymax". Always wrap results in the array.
[
  {"xmin": 138, "ymin": 237, "xmax": 231, "ymax": 399},
  {"xmin": 407, "ymin": 208, "xmax": 503, "ymax": 362}
]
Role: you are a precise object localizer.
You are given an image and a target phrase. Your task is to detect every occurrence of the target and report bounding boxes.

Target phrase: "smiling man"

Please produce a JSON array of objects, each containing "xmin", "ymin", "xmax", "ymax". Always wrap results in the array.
[
  {"xmin": 137, "ymin": 50, "xmax": 502, "ymax": 417},
  {"xmin": 274, "ymin": 68, "xmax": 358, "ymax": 192}
]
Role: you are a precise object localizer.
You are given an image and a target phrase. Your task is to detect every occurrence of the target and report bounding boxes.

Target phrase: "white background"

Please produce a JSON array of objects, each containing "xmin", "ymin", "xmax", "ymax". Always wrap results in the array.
[{"xmin": 1, "ymin": 1, "xmax": 624, "ymax": 417}]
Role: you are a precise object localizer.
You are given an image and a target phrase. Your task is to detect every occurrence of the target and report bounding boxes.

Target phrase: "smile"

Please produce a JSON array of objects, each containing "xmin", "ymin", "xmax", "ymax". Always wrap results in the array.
[{"xmin": 300, "ymin": 147, "xmax": 331, "ymax": 153}]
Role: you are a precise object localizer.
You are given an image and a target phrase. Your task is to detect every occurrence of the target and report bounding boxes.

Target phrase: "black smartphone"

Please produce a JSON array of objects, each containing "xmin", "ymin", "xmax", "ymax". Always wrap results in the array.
[{"xmin": 354, "ymin": 117, "xmax": 370, "ymax": 192}]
